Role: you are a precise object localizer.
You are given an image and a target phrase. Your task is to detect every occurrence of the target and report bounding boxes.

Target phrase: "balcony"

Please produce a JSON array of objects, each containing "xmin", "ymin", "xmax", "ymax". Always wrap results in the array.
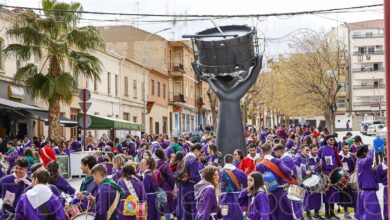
[
  {"xmin": 352, "ymin": 67, "xmax": 384, "ymax": 72},
  {"xmin": 196, "ymin": 97, "xmax": 205, "ymax": 110},
  {"xmin": 336, "ymin": 103, "xmax": 346, "ymax": 108},
  {"xmin": 353, "ymin": 50, "xmax": 384, "ymax": 56},
  {"xmin": 353, "ymin": 84, "xmax": 385, "ymax": 89},
  {"xmin": 353, "ymin": 102, "xmax": 386, "ymax": 107},
  {"xmin": 170, "ymin": 63, "xmax": 185, "ymax": 76},
  {"xmin": 170, "ymin": 93, "xmax": 185, "ymax": 103},
  {"xmin": 352, "ymin": 33, "xmax": 384, "ymax": 39}
]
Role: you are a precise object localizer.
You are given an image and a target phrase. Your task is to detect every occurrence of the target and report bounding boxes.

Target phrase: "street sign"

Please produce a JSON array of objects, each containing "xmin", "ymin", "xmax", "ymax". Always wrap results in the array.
[
  {"xmin": 79, "ymin": 89, "xmax": 91, "ymax": 101},
  {"xmin": 78, "ymin": 115, "xmax": 92, "ymax": 128},
  {"xmin": 79, "ymin": 102, "xmax": 92, "ymax": 112}
]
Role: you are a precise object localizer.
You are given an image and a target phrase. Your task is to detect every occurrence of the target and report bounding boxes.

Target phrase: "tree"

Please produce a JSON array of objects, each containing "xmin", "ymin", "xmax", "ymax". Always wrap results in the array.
[
  {"xmin": 3, "ymin": 0, "xmax": 104, "ymax": 140},
  {"xmin": 284, "ymin": 32, "xmax": 348, "ymax": 133}
]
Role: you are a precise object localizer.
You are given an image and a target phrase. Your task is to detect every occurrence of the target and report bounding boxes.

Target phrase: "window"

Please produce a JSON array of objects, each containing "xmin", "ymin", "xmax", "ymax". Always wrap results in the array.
[
  {"xmin": 151, "ymin": 80, "xmax": 155, "ymax": 96},
  {"xmin": 107, "ymin": 72, "xmax": 111, "ymax": 94},
  {"xmin": 123, "ymin": 112, "xmax": 130, "ymax": 121},
  {"xmin": 124, "ymin": 76, "xmax": 129, "ymax": 97},
  {"xmin": 157, "ymin": 82, "xmax": 161, "ymax": 97},
  {"xmin": 133, "ymin": 116, "xmax": 137, "ymax": 123},
  {"xmin": 115, "ymin": 75, "xmax": 118, "ymax": 96},
  {"xmin": 133, "ymin": 80, "xmax": 137, "ymax": 99},
  {"xmin": 163, "ymin": 84, "xmax": 166, "ymax": 99}
]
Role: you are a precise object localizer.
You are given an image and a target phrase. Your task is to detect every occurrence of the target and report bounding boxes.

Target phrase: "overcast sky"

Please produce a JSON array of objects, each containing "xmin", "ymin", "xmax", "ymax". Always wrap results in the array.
[{"xmin": 4, "ymin": 0, "xmax": 384, "ymax": 58}]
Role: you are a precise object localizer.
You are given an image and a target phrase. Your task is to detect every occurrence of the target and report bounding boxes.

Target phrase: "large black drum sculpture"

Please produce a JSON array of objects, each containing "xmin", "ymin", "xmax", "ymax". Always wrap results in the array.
[{"xmin": 184, "ymin": 25, "xmax": 263, "ymax": 155}]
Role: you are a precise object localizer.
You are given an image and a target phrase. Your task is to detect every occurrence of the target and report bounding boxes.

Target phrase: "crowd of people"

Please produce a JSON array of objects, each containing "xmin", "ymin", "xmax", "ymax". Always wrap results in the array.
[{"xmin": 0, "ymin": 124, "xmax": 387, "ymax": 220}]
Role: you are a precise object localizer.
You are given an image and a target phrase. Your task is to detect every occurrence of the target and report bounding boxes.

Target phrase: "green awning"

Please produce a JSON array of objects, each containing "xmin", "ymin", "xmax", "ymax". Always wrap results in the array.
[{"xmin": 77, "ymin": 113, "xmax": 144, "ymax": 131}]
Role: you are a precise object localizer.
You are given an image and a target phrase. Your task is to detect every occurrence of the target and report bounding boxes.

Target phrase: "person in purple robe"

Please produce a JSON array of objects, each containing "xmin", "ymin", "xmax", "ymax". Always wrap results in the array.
[
  {"xmin": 151, "ymin": 139, "xmax": 162, "ymax": 153},
  {"xmin": 47, "ymin": 161, "xmax": 75, "ymax": 196},
  {"xmin": 339, "ymin": 141, "xmax": 357, "ymax": 219},
  {"xmin": 350, "ymin": 135, "xmax": 363, "ymax": 154},
  {"xmin": 238, "ymin": 172, "xmax": 270, "ymax": 220},
  {"xmin": 117, "ymin": 164, "xmax": 146, "ymax": 220},
  {"xmin": 72, "ymin": 155, "xmax": 99, "ymax": 211},
  {"xmin": 194, "ymin": 165, "xmax": 221, "ymax": 220},
  {"xmin": 182, "ymin": 136, "xmax": 193, "ymax": 153},
  {"xmin": 260, "ymin": 128, "xmax": 269, "ymax": 143},
  {"xmin": 202, "ymin": 138, "xmax": 213, "ymax": 157},
  {"xmin": 112, "ymin": 155, "xmax": 126, "ymax": 183},
  {"xmin": 140, "ymin": 158, "xmax": 164, "ymax": 220},
  {"xmin": 154, "ymin": 149, "xmax": 175, "ymax": 220},
  {"xmin": 376, "ymin": 158, "xmax": 388, "ymax": 220},
  {"xmin": 219, "ymin": 154, "xmax": 247, "ymax": 220},
  {"xmin": 256, "ymin": 142, "xmax": 295, "ymax": 220},
  {"xmin": 15, "ymin": 169, "xmax": 65, "ymax": 220},
  {"xmin": 0, "ymin": 157, "xmax": 31, "ymax": 219},
  {"xmin": 22, "ymin": 136, "xmax": 32, "ymax": 149},
  {"xmin": 356, "ymin": 145, "xmax": 382, "ymax": 220},
  {"xmin": 304, "ymin": 144, "xmax": 324, "ymax": 220},
  {"xmin": 318, "ymin": 134, "xmax": 342, "ymax": 219},
  {"xmin": 90, "ymin": 164, "xmax": 125, "ymax": 220},
  {"xmin": 293, "ymin": 145, "xmax": 311, "ymax": 220},
  {"xmin": 135, "ymin": 143, "xmax": 150, "ymax": 162},
  {"xmin": 70, "ymin": 137, "xmax": 81, "ymax": 152},
  {"xmin": 233, "ymin": 149, "xmax": 244, "ymax": 168},
  {"xmin": 123, "ymin": 135, "xmax": 136, "ymax": 157},
  {"xmin": 177, "ymin": 143, "xmax": 202, "ymax": 220},
  {"xmin": 39, "ymin": 136, "xmax": 48, "ymax": 149},
  {"xmin": 2, "ymin": 141, "xmax": 19, "ymax": 174},
  {"xmin": 206, "ymin": 144, "xmax": 223, "ymax": 167},
  {"xmin": 104, "ymin": 152, "xmax": 114, "ymax": 175},
  {"xmin": 286, "ymin": 134, "xmax": 295, "ymax": 150}
]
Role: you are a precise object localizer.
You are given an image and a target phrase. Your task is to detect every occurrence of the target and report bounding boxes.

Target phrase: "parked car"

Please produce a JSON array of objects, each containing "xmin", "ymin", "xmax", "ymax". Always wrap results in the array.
[
  {"xmin": 361, "ymin": 120, "xmax": 386, "ymax": 135},
  {"xmin": 367, "ymin": 124, "xmax": 386, "ymax": 136},
  {"xmin": 378, "ymin": 126, "xmax": 387, "ymax": 139},
  {"xmin": 181, "ymin": 131, "xmax": 203, "ymax": 143}
]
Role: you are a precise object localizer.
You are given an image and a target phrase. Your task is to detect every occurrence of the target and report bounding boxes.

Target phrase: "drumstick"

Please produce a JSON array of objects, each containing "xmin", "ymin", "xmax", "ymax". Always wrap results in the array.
[{"xmin": 85, "ymin": 197, "xmax": 90, "ymax": 220}]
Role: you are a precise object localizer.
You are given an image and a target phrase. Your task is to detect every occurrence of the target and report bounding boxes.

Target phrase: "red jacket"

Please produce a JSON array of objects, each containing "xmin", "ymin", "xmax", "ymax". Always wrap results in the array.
[
  {"xmin": 238, "ymin": 155, "xmax": 262, "ymax": 175},
  {"xmin": 39, "ymin": 145, "xmax": 57, "ymax": 167}
]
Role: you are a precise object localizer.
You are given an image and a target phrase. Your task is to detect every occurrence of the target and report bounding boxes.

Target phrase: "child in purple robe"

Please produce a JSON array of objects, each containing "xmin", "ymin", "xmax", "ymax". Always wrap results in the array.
[
  {"xmin": 339, "ymin": 141, "xmax": 357, "ymax": 219},
  {"xmin": 194, "ymin": 165, "xmax": 221, "ymax": 220},
  {"xmin": 47, "ymin": 161, "xmax": 76, "ymax": 196},
  {"xmin": 90, "ymin": 164, "xmax": 125, "ymax": 220},
  {"xmin": 112, "ymin": 155, "xmax": 125, "ymax": 183},
  {"xmin": 104, "ymin": 152, "xmax": 114, "ymax": 175},
  {"xmin": 140, "ymin": 158, "xmax": 163, "ymax": 220},
  {"xmin": 154, "ymin": 149, "xmax": 175, "ymax": 220},
  {"xmin": 219, "ymin": 154, "xmax": 248, "ymax": 220},
  {"xmin": 293, "ymin": 145, "xmax": 311, "ymax": 220},
  {"xmin": 238, "ymin": 172, "xmax": 270, "ymax": 220},
  {"xmin": 177, "ymin": 144, "xmax": 202, "ymax": 220},
  {"xmin": 356, "ymin": 145, "xmax": 382, "ymax": 220},
  {"xmin": 117, "ymin": 164, "xmax": 146, "ymax": 220},
  {"xmin": 256, "ymin": 142, "xmax": 295, "ymax": 220},
  {"xmin": 304, "ymin": 144, "xmax": 324, "ymax": 220},
  {"xmin": 3, "ymin": 141, "xmax": 19, "ymax": 174},
  {"xmin": 72, "ymin": 155, "xmax": 99, "ymax": 211},
  {"xmin": 376, "ymin": 157, "xmax": 388, "ymax": 220},
  {"xmin": 15, "ymin": 169, "xmax": 65, "ymax": 220},
  {"xmin": 0, "ymin": 157, "xmax": 31, "ymax": 219}
]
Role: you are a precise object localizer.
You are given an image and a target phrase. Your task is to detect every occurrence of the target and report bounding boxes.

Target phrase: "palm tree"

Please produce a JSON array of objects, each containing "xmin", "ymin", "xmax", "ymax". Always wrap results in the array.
[{"xmin": 3, "ymin": 0, "xmax": 104, "ymax": 140}]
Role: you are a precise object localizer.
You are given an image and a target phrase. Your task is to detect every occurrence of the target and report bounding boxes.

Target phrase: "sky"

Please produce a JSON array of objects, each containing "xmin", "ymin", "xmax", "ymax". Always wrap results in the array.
[{"xmin": 3, "ymin": 0, "xmax": 384, "ymax": 59}]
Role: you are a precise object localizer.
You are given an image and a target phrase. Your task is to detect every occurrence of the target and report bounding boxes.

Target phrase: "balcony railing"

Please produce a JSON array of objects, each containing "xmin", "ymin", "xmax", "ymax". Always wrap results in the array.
[
  {"xmin": 353, "ymin": 50, "xmax": 384, "ymax": 56},
  {"xmin": 352, "ymin": 67, "xmax": 384, "ymax": 72},
  {"xmin": 353, "ymin": 84, "xmax": 385, "ymax": 89},
  {"xmin": 171, "ymin": 93, "xmax": 185, "ymax": 103},
  {"xmin": 353, "ymin": 102, "xmax": 386, "ymax": 106},
  {"xmin": 352, "ymin": 33, "xmax": 384, "ymax": 39},
  {"xmin": 336, "ymin": 103, "xmax": 346, "ymax": 108},
  {"xmin": 171, "ymin": 63, "xmax": 184, "ymax": 72}
]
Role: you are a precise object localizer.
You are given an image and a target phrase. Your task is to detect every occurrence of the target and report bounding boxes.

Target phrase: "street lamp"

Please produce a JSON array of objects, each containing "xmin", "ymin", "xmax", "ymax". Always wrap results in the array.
[{"xmin": 142, "ymin": 27, "xmax": 171, "ymax": 133}]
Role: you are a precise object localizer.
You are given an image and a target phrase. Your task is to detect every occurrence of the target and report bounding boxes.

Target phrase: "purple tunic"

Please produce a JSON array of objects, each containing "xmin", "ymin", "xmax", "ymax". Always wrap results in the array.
[
  {"xmin": 24, "ymin": 184, "xmax": 61, "ymax": 198},
  {"xmin": 112, "ymin": 169, "xmax": 123, "ymax": 183},
  {"xmin": 157, "ymin": 160, "xmax": 175, "ymax": 213},
  {"xmin": 72, "ymin": 176, "xmax": 99, "ymax": 210},
  {"xmin": 71, "ymin": 141, "xmax": 81, "ymax": 152},
  {"xmin": 356, "ymin": 150, "xmax": 381, "ymax": 220},
  {"xmin": 117, "ymin": 177, "xmax": 146, "ymax": 220},
  {"xmin": 177, "ymin": 154, "xmax": 201, "ymax": 220},
  {"xmin": 182, "ymin": 142, "xmax": 192, "ymax": 153},
  {"xmin": 52, "ymin": 176, "xmax": 76, "ymax": 196},
  {"xmin": 94, "ymin": 184, "xmax": 121, "ymax": 220},
  {"xmin": 304, "ymin": 155, "xmax": 322, "ymax": 210},
  {"xmin": 125, "ymin": 141, "xmax": 136, "ymax": 157},
  {"xmin": 318, "ymin": 145, "xmax": 340, "ymax": 203},
  {"xmin": 256, "ymin": 156, "xmax": 294, "ymax": 220},
  {"xmin": 219, "ymin": 167, "xmax": 247, "ymax": 220},
  {"xmin": 0, "ymin": 175, "xmax": 31, "ymax": 215},
  {"xmin": 5, "ymin": 148, "xmax": 18, "ymax": 174},
  {"xmin": 104, "ymin": 162, "xmax": 114, "ymax": 175},
  {"xmin": 22, "ymin": 140, "xmax": 32, "ymax": 148},
  {"xmin": 86, "ymin": 144, "xmax": 95, "ymax": 151},
  {"xmin": 194, "ymin": 180, "xmax": 219, "ymax": 220},
  {"xmin": 238, "ymin": 188, "xmax": 270, "ymax": 220},
  {"xmin": 339, "ymin": 152, "xmax": 357, "ymax": 207},
  {"xmin": 143, "ymin": 170, "xmax": 162, "ymax": 220},
  {"xmin": 151, "ymin": 141, "xmax": 161, "ymax": 153},
  {"xmin": 377, "ymin": 163, "xmax": 388, "ymax": 219},
  {"xmin": 286, "ymin": 139, "xmax": 294, "ymax": 150},
  {"xmin": 15, "ymin": 193, "xmax": 65, "ymax": 220},
  {"xmin": 293, "ymin": 154, "xmax": 308, "ymax": 219}
]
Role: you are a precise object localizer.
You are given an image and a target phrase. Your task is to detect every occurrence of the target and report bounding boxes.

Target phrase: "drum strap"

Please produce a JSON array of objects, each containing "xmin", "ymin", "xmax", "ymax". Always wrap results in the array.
[
  {"xmin": 224, "ymin": 169, "xmax": 241, "ymax": 190},
  {"xmin": 261, "ymin": 159, "xmax": 298, "ymax": 185},
  {"xmin": 107, "ymin": 191, "xmax": 120, "ymax": 220}
]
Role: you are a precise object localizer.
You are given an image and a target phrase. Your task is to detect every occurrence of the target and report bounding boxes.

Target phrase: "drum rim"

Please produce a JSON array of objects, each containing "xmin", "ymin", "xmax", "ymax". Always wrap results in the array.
[{"xmin": 194, "ymin": 25, "xmax": 255, "ymax": 42}]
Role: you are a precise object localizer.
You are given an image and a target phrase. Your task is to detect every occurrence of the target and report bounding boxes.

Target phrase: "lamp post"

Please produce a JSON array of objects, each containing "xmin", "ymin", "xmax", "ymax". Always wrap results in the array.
[{"xmin": 142, "ymin": 28, "xmax": 171, "ymax": 134}]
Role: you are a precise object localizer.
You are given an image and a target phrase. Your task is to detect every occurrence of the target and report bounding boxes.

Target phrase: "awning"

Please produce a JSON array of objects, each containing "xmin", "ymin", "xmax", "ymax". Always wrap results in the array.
[
  {"xmin": 0, "ymin": 97, "xmax": 41, "ymax": 110},
  {"xmin": 77, "ymin": 113, "xmax": 144, "ymax": 131},
  {"xmin": 25, "ymin": 110, "xmax": 78, "ymax": 127}
]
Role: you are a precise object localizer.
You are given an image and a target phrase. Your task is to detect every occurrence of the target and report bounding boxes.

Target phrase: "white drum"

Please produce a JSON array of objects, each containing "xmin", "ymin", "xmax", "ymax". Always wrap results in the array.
[
  {"xmin": 287, "ymin": 185, "xmax": 305, "ymax": 202},
  {"xmin": 71, "ymin": 213, "xmax": 95, "ymax": 220}
]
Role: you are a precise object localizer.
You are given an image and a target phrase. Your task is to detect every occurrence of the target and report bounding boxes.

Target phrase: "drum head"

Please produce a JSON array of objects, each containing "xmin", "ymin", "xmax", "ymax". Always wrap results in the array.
[
  {"xmin": 71, "ymin": 213, "xmax": 95, "ymax": 220},
  {"xmin": 303, "ymin": 174, "xmax": 321, "ymax": 187},
  {"xmin": 330, "ymin": 168, "xmax": 344, "ymax": 184},
  {"xmin": 196, "ymin": 25, "xmax": 253, "ymax": 41}
]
